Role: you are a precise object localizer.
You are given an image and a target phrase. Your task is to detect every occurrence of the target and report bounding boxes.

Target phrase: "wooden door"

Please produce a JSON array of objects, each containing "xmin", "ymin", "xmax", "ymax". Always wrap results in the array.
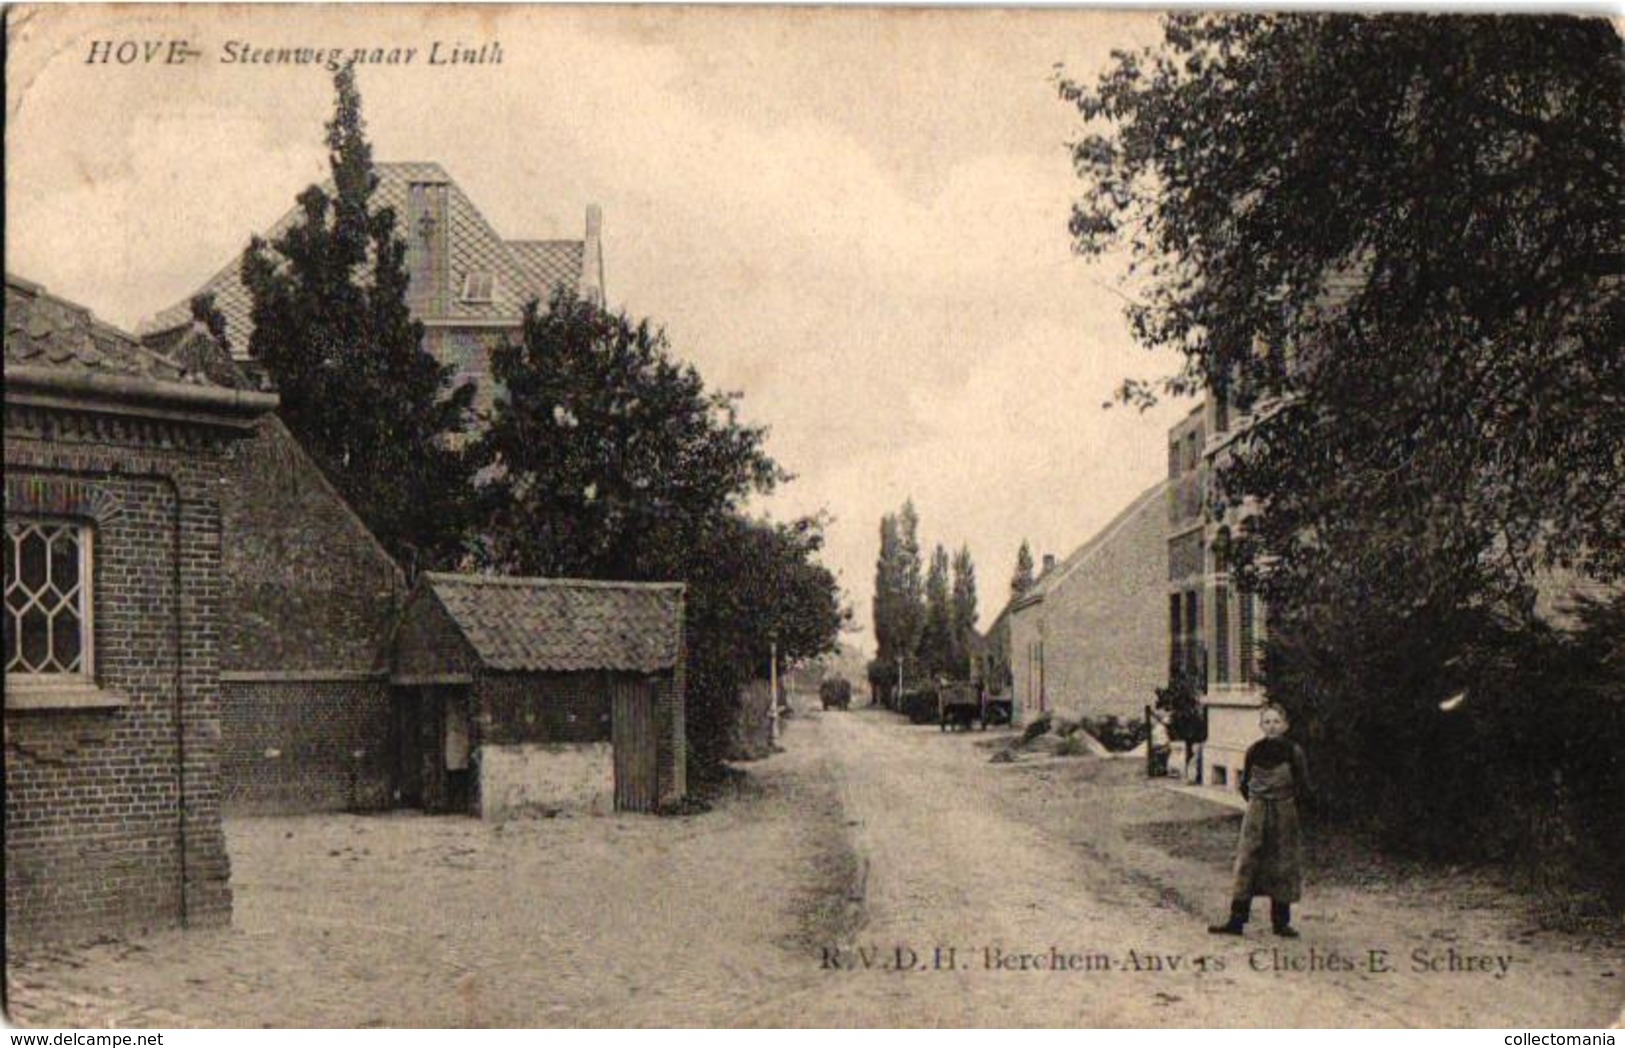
[
  {"xmin": 393, "ymin": 687, "xmax": 425, "ymax": 808},
  {"xmin": 612, "ymin": 677, "xmax": 658, "ymax": 812}
]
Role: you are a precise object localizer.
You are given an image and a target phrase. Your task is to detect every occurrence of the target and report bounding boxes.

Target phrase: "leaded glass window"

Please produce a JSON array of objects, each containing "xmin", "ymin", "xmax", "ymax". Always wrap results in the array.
[{"xmin": 5, "ymin": 521, "xmax": 93, "ymax": 679}]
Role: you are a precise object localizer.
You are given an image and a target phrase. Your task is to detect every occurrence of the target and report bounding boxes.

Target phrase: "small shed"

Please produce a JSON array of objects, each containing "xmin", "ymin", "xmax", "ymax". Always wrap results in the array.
[{"xmin": 391, "ymin": 573, "xmax": 686, "ymax": 817}]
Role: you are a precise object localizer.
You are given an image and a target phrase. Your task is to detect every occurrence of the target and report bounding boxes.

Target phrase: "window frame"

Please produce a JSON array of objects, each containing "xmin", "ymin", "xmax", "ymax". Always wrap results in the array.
[
  {"xmin": 5, "ymin": 518, "xmax": 123, "ymax": 709},
  {"xmin": 459, "ymin": 270, "xmax": 497, "ymax": 304}
]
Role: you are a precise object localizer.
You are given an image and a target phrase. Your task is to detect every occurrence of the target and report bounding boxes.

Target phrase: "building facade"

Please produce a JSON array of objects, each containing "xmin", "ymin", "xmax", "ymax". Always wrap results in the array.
[
  {"xmin": 217, "ymin": 415, "xmax": 409, "ymax": 814},
  {"xmin": 1168, "ymin": 395, "xmax": 1270, "ymax": 794},
  {"xmin": 4, "ymin": 275, "xmax": 277, "ymax": 941},
  {"xmin": 391, "ymin": 574, "xmax": 687, "ymax": 817},
  {"xmin": 1008, "ymin": 482, "xmax": 1171, "ymax": 725},
  {"xmin": 148, "ymin": 161, "xmax": 605, "ymax": 419}
]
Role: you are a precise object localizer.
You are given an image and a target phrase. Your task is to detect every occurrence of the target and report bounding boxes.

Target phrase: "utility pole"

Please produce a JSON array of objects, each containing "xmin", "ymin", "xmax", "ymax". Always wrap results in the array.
[{"xmin": 769, "ymin": 637, "xmax": 780, "ymax": 744}]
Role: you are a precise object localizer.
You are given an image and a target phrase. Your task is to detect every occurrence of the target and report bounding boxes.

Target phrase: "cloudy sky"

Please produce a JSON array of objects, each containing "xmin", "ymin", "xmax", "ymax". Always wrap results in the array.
[{"xmin": 7, "ymin": 5, "xmax": 1192, "ymax": 652}]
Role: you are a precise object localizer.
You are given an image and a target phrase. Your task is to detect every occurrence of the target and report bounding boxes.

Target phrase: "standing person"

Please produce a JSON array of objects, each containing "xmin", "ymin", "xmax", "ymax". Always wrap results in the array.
[{"xmin": 1209, "ymin": 703, "xmax": 1312, "ymax": 937}]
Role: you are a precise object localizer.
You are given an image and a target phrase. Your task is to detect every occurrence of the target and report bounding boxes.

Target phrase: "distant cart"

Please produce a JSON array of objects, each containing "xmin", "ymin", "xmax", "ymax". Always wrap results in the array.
[
  {"xmin": 819, "ymin": 677, "xmax": 853, "ymax": 711},
  {"xmin": 938, "ymin": 683, "xmax": 988, "ymax": 731}
]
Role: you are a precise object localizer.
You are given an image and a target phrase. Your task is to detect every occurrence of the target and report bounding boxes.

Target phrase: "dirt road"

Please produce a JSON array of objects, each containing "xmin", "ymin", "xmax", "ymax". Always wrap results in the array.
[
  {"xmin": 7, "ymin": 706, "xmax": 1621, "ymax": 1027},
  {"xmin": 772, "ymin": 708, "xmax": 1621, "ymax": 1027}
]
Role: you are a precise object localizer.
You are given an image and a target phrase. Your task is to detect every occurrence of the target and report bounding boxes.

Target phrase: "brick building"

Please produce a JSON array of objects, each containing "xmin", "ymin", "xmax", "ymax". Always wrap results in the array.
[
  {"xmin": 392, "ymin": 574, "xmax": 687, "ymax": 817},
  {"xmin": 4, "ymin": 275, "xmax": 277, "ymax": 941},
  {"xmin": 148, "ymin": 162, "xmax": 605, "ymax": 419},
  {"xmin": 1163, "ymin": 395, "xmax": 1269, "ymax": 795},
  {"xmin": 215, "ymin": 415, "xmax": 408, "ymax": 814},
  {"xmin": 1007, "ymin": 481, "xmax": 1171, "ymax": 724}
]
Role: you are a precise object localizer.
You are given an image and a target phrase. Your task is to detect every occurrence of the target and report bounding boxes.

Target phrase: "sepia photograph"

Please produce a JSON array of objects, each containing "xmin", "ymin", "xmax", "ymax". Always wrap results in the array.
[{"xmin": 4, "ymin": 3, "xmax": 1622, "ymax": 1030}]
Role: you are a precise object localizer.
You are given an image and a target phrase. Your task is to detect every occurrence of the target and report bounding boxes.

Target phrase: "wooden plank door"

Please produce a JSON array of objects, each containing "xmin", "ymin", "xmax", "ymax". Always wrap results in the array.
[
  {"xmin": 393, "ymin": 687, "xmax": 425, "ymax": 808},
  {"xmin": 612, "ymin": 677, "xmax": 658, "ymax": 812}
]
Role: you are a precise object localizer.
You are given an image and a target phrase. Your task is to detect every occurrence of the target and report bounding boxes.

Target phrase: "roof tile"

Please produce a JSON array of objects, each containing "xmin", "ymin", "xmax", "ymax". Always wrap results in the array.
[
  {"xmin": 423, "ymin": 573, "xmax": 683, "ymax": 674},
  {"xmin": 148, "ymin": 162, "xmax": 587, "ymax": 355}
]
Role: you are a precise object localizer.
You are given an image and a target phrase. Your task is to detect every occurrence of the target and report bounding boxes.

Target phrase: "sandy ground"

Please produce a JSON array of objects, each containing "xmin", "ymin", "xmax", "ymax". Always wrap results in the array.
[
  {"xmin": 5, "ymin": 733, "xmax": 853, "ymax": 1028},
  {"xmin": 6, "ymin": 705, "xmax": 1622, "ymax": 1027}
]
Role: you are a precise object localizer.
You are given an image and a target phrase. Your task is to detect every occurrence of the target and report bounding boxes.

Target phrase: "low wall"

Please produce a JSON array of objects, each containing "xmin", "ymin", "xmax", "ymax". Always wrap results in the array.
[
  {"xmin": 478, "ymin": 742, "xmax": 613, "ymax": 818},
  {"xmin": 1202, "ymin": 698, "xmax": 1264, "ymax": 794},
  {"xmin": 220, "ymin": 678, "xmax": 393, "ymax": 814}
]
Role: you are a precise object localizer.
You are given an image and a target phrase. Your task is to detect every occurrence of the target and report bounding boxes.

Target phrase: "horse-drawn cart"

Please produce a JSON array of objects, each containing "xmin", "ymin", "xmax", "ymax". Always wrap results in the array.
[{"xmin": 937, "ymin": 683, "xmax": 985, "ymax": 731}]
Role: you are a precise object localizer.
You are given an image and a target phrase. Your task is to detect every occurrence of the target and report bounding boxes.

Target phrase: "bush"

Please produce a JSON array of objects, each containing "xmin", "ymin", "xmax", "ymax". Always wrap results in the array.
[
  {"xmin": 1055, "ymin": 734, "xmax": 1089, "ymax": 757},
  {"xmin": 1078, "ymin": 714, "xmax": 1148, "ymax": 753},
  {"xmin": 1269, "ymin": 593, "xmax": 1625, "ymax": 910}
]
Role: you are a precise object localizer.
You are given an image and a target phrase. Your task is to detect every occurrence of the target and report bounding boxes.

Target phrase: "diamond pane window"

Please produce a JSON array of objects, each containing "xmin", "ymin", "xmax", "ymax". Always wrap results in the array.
[{"xmin": 4, "ymin": 521, "xmax": 93, "ymax": 678}]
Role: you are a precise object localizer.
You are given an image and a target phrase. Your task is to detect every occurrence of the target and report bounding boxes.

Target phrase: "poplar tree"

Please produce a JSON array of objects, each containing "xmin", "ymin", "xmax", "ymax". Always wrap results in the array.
[{"xmin": 241, "ymin": 64, "xmax": 478, "ymax": 572}]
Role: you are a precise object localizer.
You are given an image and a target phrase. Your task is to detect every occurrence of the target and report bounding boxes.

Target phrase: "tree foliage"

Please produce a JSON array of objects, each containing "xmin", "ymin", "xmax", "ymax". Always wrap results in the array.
[
  {"xmin": 1064, "ymin": 14, "xmax": 1625, "ymax": 888},
  {"xmin": 918, "ymin": 544, "xmax": 955, "ymax": 679},
  {"xmin": 476, "ymin": 288, "xmax": 842, "ymax": 768},
  {"xmin": 1062, "ymin": 14, "xmax": 1624, "ymax": 618},
  {"xmin": 870, "ymin": 499, "xmax": 925, "ymax": 684},
  {"xmin": 950, "ymin": 545, "xmax": 979, "ymax": 679},
  {"xmin": 241, "ymin": 65, "xmax": 479, "ymax": 572},
  {"xmin": 1010, "ymin": 540, "xmax": 1036, "ymax": 599}
]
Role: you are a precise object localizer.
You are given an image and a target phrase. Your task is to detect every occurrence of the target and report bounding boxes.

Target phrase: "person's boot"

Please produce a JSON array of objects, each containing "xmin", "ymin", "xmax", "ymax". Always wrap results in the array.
[
  {"xmin": 1271, "ymin": 900, "xmax": 1299, "ymax": 937},
  {"xmin": 1208, "ymin": 898, "xmax": 1249, "ymax": 935}
]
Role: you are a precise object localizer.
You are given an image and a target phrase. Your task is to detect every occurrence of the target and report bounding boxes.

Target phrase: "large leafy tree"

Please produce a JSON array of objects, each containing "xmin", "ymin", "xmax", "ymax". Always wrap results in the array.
[
  {"xmin": 476, "ymin": 289, "xmax": 783, "ymax": 579},
  {"xmin": 1062, "ymin": 14, "xmax": 1623, "ymax": 622},
  {"xmin": 242, "ymin": 65, "xmax": 478, "ymax": 572},
  {"xmin": 1063, "ymin": 14, "xmax": 1625, "ymax": 879},
  {"xmin": 477, "ymin": 289, "xmax": 842, "ymax": 768}
]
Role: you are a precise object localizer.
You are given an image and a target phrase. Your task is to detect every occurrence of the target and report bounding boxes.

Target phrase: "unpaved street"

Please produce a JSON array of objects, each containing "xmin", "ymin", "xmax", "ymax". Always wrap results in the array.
[
  {"xmin": 7, "ymin": 706, "xmax": 1622, "ymax": 1027},
  {"xmin": 770, "ymin": 709, "xmax": 1622, "ymax": 1026}
]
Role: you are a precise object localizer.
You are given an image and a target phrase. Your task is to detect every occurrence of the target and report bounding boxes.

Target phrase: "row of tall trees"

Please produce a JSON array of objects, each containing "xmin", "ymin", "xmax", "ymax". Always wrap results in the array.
[
  {"xmin": 1064, "ymin": 13, "xmax": 1623, "ymax": 900},
  {"xmin": 238, "ymin": 67, "xmax": 845, "ymax": 771},
  {"xmin": 871, "ymin": 500, "xmax": 979, "ymax": 687}
]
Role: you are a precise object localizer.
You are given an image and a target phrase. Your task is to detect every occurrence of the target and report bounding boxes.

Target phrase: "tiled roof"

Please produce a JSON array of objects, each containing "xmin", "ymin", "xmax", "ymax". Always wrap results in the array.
[
  {"xmin": 5, "ymin": 274, "xmax": 211, "ymax": 387},
  {"xmin": 149, "ymin": 162, "xmax": 588, "ymax": 355},
  {"xmin": 423, "ymin": 573, "xmax": 683, "ymax": 674},
  {"xmin": 508, "ymin": 241, "xmax": 586, "ymax": 308},
  {"xmin": 1023, "ymin": 479, "xmax": 1170, "ymax": 605}
]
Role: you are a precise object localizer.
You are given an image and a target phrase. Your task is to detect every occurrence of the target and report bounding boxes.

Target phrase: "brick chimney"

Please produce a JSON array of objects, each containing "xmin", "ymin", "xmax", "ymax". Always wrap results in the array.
[
  {"xmin": 405, "ymin": 180, "xmax": 450, "ymax": 318},
  {"xmin": 580, "ymin": 204, "xmax": 605, "ymax": 306}
]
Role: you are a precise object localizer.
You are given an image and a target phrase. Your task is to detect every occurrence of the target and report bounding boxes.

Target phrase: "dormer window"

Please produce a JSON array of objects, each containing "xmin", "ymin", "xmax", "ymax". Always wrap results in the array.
[{"xmin": 460, "ymin": 271, "xmax": 496, "ymax": 304}]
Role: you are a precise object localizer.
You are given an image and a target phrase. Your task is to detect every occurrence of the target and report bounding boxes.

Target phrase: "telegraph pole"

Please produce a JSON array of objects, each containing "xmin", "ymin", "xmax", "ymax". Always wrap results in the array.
[{"xmin": 769, "ymin": 637, "xmax": 780, "ymax": 743}]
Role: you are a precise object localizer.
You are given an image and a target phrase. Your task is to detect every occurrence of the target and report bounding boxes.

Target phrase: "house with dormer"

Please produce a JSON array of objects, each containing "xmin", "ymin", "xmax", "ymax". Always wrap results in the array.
[{"xmin": 147, "ymin": 161, "xmax": 605, "ymax": 417}]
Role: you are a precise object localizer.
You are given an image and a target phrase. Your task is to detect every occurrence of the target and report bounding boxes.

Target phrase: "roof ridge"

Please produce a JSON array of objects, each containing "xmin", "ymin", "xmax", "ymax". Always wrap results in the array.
[
  {"xmin": 1033, "ymin": 477, "xmax": 1171, "ymax": 597},
  {"xmin": 423, "ymin": 571, "xmax": 684, "ymax": 592}
]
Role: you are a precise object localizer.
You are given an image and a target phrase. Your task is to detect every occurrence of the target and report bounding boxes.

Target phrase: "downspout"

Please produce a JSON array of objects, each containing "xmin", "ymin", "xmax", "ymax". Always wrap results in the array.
[{"xmin": 171, "ymin": 474, "xmax": 188, "ymax": 926}]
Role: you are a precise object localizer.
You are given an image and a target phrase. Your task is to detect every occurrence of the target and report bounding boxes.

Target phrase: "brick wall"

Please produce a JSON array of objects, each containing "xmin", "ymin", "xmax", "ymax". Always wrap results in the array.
[
  {"xmin": 216, "ymin": 417, "xmax": 405, "ymax": 814},
  {"xmin": 393, "ymin": 588, "xmax": 475, "ymax": 683},
  {"xmin": 477, "ymin": 673, "xmax": 612, "ymax": 746},
  {"xmin": 1010, "ymin": 482, "xmax": 1169, "ymax": 726},
  {"xmin": 219, "ymin": 678, "xmax": 393, "ymax": 814},
  {"xmin": 221, "ymin": 417, "xmax": 404, "ymax": 674},
  {"xmin": 5, "ymin": 411, "xmax": 238, "ymax": 941}
]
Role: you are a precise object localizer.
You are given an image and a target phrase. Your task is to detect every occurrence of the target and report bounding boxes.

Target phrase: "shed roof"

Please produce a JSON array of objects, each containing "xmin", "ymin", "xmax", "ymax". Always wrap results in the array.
[{"xmin": 421, "ymin": 573, "xmax": 683, "ymax": 674}]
